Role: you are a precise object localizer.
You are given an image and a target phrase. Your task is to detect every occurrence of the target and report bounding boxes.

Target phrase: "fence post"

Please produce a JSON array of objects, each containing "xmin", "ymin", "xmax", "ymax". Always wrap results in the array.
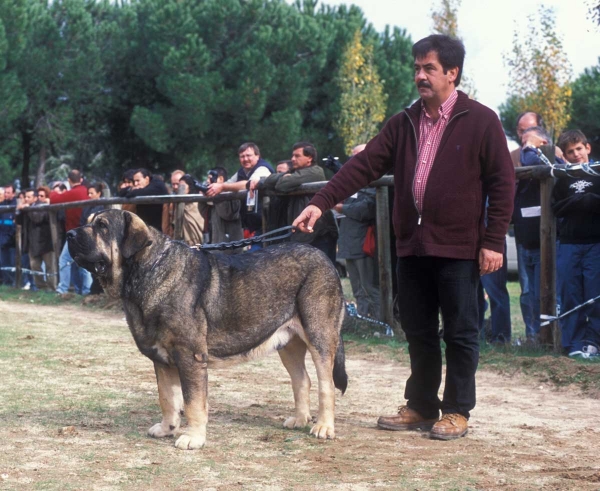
[
  {"xmin": 48, "ymin": 211, "xmax": 61, "ymax": 283},
  {"xmin": 375, "ymin": 185, "xmax": 394, "ymax": 329},
  {"xmin": 15, "ymin": 223, "xmax": 22, "ymax": 288},
  {"xmin": 538, "ymin": 144, "xmax": 558, "ymax": 350},
  {"xmin": 173, "ymin": 187, "xmax": 186, "ymax": 240}
]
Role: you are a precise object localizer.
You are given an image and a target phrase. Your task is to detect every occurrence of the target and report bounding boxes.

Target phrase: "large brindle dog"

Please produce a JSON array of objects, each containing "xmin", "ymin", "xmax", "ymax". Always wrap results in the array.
[{"xmin": 67, "ymin": 209, "xmax": 347, "ymax": 450}]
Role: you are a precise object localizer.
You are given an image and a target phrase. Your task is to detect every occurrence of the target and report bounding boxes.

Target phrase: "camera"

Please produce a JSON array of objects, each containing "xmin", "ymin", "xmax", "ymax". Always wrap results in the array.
[
  {"xmin": 322, "ymin": 155, "xmax": 342, "ymax": 174},
  {"xmin": 182, "ymin": 174, "xmax": 209, "ymax": 194}
]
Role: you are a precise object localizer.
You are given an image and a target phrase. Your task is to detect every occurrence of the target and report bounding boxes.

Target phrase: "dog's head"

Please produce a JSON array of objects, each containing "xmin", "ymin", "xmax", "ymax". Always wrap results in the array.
[{"xmin": 67, "ymin": 209, "xmax": 152, "ymax": 296}]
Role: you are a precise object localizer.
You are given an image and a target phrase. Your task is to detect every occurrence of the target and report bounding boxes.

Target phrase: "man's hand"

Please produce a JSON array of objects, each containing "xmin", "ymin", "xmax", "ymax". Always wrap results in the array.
[
  {"xmin": 206, "ymin": 182, "xmax": 224, "ymax": 197},
  {"xmin": 479, "ymin": 248, "xmax": 503, "ymax": 276},
  {"xmin": 248, "ymin": 180, "xmax": 259, "ymax": 191},
  {"xmin": 293, "ymin": 205, "xmax": 322, "ymax": 233},
  {"xmin": 333, "ymin": 203, "xmax": 344, "ymax": 213}
]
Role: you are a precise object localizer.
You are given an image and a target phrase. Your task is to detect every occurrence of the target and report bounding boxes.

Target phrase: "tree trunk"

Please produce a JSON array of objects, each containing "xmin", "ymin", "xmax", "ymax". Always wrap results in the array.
[
  {"xmin": 21, "ymin": 130, "xmax": 31, "ymax": 190},
  {"xmin": 35, "ymin": 146, "xmax": 47, "ymax": 188}
]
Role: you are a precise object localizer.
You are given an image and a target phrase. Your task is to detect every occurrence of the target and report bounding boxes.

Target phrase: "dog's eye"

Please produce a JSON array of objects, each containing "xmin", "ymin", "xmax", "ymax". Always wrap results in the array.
[{"xmin": 97, "ymin": 220, "xmax": 107, "ymax": 230}]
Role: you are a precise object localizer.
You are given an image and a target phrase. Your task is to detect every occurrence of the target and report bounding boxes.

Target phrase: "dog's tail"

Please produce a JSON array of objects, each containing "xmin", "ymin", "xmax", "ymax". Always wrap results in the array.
[{"xmin": 333, "ymin": 332, "xmax": 348, "ymax": 395}]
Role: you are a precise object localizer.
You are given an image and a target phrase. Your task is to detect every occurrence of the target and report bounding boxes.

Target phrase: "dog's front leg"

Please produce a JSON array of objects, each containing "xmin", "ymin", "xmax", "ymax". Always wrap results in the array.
[
  {"xmin": 174, "ymin": 351, "xmax": 209, "ymax": 450},
  {"xmin": 148, "ymin": 363, "xmax": 183, "ymax": 438}
]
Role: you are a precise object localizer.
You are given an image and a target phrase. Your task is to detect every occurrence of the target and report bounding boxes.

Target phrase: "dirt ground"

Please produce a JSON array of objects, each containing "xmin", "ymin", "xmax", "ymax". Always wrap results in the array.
[{"xmin": 1, "ymin": 300, "xmax": 599, "ymax": 490}]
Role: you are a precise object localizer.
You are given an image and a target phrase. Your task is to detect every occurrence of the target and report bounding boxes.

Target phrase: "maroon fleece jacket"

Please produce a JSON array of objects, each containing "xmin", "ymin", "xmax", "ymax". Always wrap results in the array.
[{"xmin": 311, "ymin": 91, "xmax": 515, "ymax": 260}]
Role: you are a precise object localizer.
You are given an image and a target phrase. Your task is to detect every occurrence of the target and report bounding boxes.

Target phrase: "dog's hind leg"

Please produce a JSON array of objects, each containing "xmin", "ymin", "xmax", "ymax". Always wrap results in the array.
[
  {"xmin": 278, "ymin": 335, "xmax": 312, "ymax": 429},
  {"xmin": 307, "ymin": 347, "xmax": 337, "ymax": 439},
  {"xmin": 148, "ymin": 363, "xmax": 184, "ymax": 438}
]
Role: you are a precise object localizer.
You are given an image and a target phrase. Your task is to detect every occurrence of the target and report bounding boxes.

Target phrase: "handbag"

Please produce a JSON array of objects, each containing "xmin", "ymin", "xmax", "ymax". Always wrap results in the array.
[{"xmin": 362, "ymin": 224, "xmax": 376, "ymax": 257}]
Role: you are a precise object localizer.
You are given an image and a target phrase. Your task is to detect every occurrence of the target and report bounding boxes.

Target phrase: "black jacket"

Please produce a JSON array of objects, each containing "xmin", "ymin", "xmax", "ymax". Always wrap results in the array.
[{"xmin": 123, "ymin": 178, "xmax": 169, "ymax": 231}]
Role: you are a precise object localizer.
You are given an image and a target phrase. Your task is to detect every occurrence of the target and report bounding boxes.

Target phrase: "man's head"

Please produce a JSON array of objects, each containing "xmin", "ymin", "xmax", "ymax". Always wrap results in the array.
[
  {"xmin": 210, "ymin": 167, "xmax": 228, "ymax": 184},
  {"xmin": 4, "ymin": 184, "xmax": 15, "ymax": 201},
  {"xmin": 352, "ymin": 144, "xmax": 366, "ymax": 156},
  {"xmin": 412, "ymin": 35, "xmax": 464, "ymax": 103},
  {"xmin": 120, "ymin": 170, "xmax": 135, "ymax": 189},
  {"xmin": 170, "ymin": 169, "xmax": 185, "ymax": 193},
  {"xmin": 515, "ymin": 112, "xmax": 543, "ymax": 143},
  {"xmin": 238, "ymin": 142, "xmax": 261, "ymax": 172},
  {"xmin": 24, "ymin": 188, "xmax": 36, "ymax": 205},
  {"xmin": 67, "ymin": 170, "xmax": 83, "ymax": 187},
  {"xmin": 521, "ymin": 126, "xmax": 551, "ymax": 148},
  {"xmin": 291, "ymin": 142, "xmax": 317, "ymax": 170},
  {"xmin": 37, "ymin": 186, "xmax": 50, "ymax": 202},
  {"xmin": 0, "ymin": 187, "xmax": 5, "ymax": 202},
  {"xmin": 276, "ymin": 160, "xmax": 293, "ymax": 173},
  {"xmin": 133, "ymin": 168, "xmax": 152, "ymax": 189},
  {"xmin": 558, "ymin": 130, "xmax": 592, "ymax": 164}
]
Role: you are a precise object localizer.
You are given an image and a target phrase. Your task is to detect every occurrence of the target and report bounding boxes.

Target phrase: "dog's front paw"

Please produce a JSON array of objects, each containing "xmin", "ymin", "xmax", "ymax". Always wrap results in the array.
[
  {"xmin": 174, "ymin": 432, "xmax": 206, "ymax": 450},
  {"xmin": 148, "ymin": 422, "xmax": 177, "ymax": 438},
  {"xmin": 310, "ymin": 423, "xmax": 335, "ymax": 439},
  {"xmin": 283, "ymin": 414, "xmax": 312, "ymax": 429}
]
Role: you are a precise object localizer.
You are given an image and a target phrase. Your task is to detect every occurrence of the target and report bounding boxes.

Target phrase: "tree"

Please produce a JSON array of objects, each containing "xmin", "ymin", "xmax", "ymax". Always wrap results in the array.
[
  {"xmin": 502, "ymin": 7, "xmax": 572, "ymax": 141},
  {"xmin": 569, "ymin": 60, "xmax": 600, "ymax": 158},
  {"xmin": 334, "ymin": 30, "xmax": 387, "ymax": 155}
]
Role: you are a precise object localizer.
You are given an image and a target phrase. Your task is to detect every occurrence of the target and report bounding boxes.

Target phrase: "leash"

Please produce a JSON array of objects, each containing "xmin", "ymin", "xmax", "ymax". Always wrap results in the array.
[
  {"xmin": 345, "ymin": 302, "xmax": 394, "ymax": 336},
  {"xmin": 192, "ymin": 225, "xmax": 296, "ymax": 251},
  {"xmin": 540, "ymin": 293, "xmax": 600, "ymax": 327}
]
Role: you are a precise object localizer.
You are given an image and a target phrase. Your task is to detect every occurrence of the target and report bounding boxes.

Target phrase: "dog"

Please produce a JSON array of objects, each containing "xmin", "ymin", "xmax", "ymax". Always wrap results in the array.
[{"xmin": 67, "ymin": 209, "xmax": 347, "ymax": 450}]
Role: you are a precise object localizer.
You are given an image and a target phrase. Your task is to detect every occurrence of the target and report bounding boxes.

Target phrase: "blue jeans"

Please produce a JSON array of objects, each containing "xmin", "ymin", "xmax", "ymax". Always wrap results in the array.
[
  {"xmin": 557, "ymin": 242, "xmax": 600, "ymax": 352},
  {"xmin": 57, "ymin": 241, "xmax": 92, "ymax": 295},
  {"xmin": 516, "ymin": 244, "xmax": 540, "ymax": 339},
  {"xmin": 480, "ymin": 242, "xmax": 512, "ymax": 343},
  {"xmin": 397, "ymin": 256, "xmax": 480, "ymax": 419}
]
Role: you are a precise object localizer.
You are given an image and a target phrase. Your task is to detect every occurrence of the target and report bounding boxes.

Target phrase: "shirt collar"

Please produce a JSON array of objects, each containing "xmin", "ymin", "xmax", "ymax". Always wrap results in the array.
[{"xmin": 421, "ymin": 90, "xmax": 459, "ymax": 121}]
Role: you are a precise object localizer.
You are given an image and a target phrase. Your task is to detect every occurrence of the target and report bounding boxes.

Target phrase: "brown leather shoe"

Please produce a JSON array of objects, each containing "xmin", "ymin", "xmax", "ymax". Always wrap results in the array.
[
  {"xmin": 429, "ymin": 413, "xmax": 468, "ymax": 440},
  {"xmin": 377, "ymin": 406, "xmax": 438, "ymax": 431}
]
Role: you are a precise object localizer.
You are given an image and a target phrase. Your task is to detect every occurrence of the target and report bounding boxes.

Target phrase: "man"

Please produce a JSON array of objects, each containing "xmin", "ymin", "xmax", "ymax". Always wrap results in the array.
[
  {"xmin": 207, "ymin": 142, "xmax": 273, "ymax": 239},
  {"xmin": 204, "ymin": 167, "xmax": 243, "ymax": 251},
  {"xmin": 333, "ymin": 144, "xmax": 380, "ymax": 318},
  {"xmin": 0, "ymin": 184, "xmax": 17, "ymax": 285},
  {"xmin": 50, "ymin": 170, "xmax": 92, "ymax": 295},
  {"xmin": 123, "ymin": 168, "xmax": 169, "ymax": 231},
  {"xmin": 252, "ymin": 142, "xmax": 338, "ymax": 264},
  {"xmin": 553, "ymin": 130, "xmax": 600, "ymax": 359},
  {"xmin": 294, "ymin": 35, "xmax": 514, "ymax": 440},
  {"xmin": 162, "ymin": 169, "xmax": 185, "ymax": 237}
]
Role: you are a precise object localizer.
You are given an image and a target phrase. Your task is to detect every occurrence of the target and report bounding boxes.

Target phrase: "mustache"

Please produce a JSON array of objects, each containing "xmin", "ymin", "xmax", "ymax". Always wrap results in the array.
[{"xmin": 418, "ymin": 81, "xmax": 432, "ymax": 89}]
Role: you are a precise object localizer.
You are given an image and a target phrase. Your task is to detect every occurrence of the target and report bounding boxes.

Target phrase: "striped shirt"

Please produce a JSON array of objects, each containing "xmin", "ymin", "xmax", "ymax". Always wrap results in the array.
[{"xmin": 413, "ymin": 90, "xmax": 458, "ymax": 214}]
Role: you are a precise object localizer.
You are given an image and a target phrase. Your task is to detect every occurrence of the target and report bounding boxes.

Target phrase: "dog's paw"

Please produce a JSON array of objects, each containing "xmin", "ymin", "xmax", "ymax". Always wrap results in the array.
[
  {"xmin": 148, "ymin": 422, "xmax": 176, "ymax": 438},
  {"xmin": 283, "ymin": 414, "xmax": 312, "ymax": 429},
  {"xmin": 310, "ymin": 423, "xmax": 335, "ymax": 439},
  {"xmin": 174, "ymin": 432, "xmax": 206, "ymax": 450}
]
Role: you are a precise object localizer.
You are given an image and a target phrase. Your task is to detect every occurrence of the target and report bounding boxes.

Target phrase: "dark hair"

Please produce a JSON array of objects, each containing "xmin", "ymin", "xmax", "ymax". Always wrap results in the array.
[
  {"xmin": 515, "ymin": 111, "xmax": 544, "ymax": 131},
  {"xmin": 52, "ymin": 182, "xmax": 67, "ymax": 191},
  {"xmin": 557, "ymin": 130, "xmax": 589, "ymax": 153},
  {"xmin": 522, "ymin": 126, "xmax": 552, "ymax": 146},
  {"xmin": 122, "ymin": 169, "xmax": 135, "ymax": 182},
  {"xmin": 211, "ymin": 166, "xmax": 228, "ymax": 180},
  {"xmin": 276, "ymin": 160, "xmax": 293, "ymax": 172},
  {"xmin": 87, "ymin": 182, "xmax": 104, "ymax": 195},
  {"xmin": 412, "ymin": 34, "xmax": 465, "ymax": 86},
  {"xmin": 178, "ymin": 174, "xmax": 195, "ymax": 192},
  {"xmin": 24, "ymin": 187, "xmax": 36, "ymax": 196},
  {"xmin": 292, "ymin": 142, "xmax": 317, "ymax": 164},
  {"xmin": 4, "ymin": 184, "xmax": 14, "ymax": 192},
  {"xmin": 238, "ymin": 142, "xmax": 260, "ymax": 157},
  {"xmin": 134, "ymin": 168, "xmax": 152, "ymax": 179},
  {"xmin": 67, "ymin": 169, "xmax": 82, "ymax": 183}
]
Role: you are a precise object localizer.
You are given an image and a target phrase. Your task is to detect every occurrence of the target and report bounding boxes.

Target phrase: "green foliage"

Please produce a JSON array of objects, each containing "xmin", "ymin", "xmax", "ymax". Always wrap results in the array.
[{"xmin": 568, "ymin": 60, "xmax": 600, "ymax": 158}]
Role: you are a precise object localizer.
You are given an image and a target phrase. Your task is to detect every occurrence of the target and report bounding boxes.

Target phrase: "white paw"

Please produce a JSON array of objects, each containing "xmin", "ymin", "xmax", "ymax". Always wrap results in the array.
[
  {"xmin": 283, "ymin": 415, "xmax": 312, "ymax": 429},
  {"xmin": 148, "ymin": 422, "xmax": 176, "ymax": 438},
  {"xmin": 310, "ymin": 423, "xmax": 335, "ymax": 439},
  {"xmin": 174, "ymin": 432, "xmax": 206, "ymax": 450}
]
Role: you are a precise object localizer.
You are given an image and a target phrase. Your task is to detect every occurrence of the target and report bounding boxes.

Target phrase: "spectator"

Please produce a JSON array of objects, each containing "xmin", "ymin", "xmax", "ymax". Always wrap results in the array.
[
  {"xmin": 333, "ymin": 144, "xmax": 380, "ymax": 318},
  {"xmin": 293, "ymin": 34, "xmax": 514, "ymax": 440},
  {"xmin": 266, "ymin": 160, "xmax": 293, "ymax": 237},
  {"xmin": 16, "ymin": 188, "xmax": 37, "ymax": 289},
  {"xmin": 50, "ymin": 169, "xmax": 92, "ymax": 296},
  {"xmin": 122, "ymin": 168, "xmax": 169, "ymax": 230},
  {"xmin": 206, "ymin": 142, "xmax": 273, "ymax": 242},
  {"xmin": 176, "ymin": 174, "xmax": 205, "ymax": 246},
  {"xmin": 252, "ymin": 141, "xmax": 338, "ymax": 264},
  {"xmin": 162, "ymin": 169, "xmax": 185, "ymax": 237},
  {"xmin": 81, "ymin": 183, "xmax": 107, "ymax": 225},
  {"xmin": 0, "ymin": 184, "xmax": 17, "ymax": 286},
  {"xmin": 23, "ymin": 187, "xmax": 56, "ymax": 291},
  {"xmin": 118, "ymin": 170, "xmax": 137, "ymax": 215},
  {"xmin": 204, "ymin": 167, "xmax": 243, "ymax": 252},
  {"xmin": 553, "ymin": 130, "xmax": 600, "ymax": 359}
]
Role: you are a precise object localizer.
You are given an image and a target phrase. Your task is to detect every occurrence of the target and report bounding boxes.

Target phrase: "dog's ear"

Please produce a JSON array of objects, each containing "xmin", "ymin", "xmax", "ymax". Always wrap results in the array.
[{"xmin": 122, "ymin": 211, "xmax": 152, "ymax": 259}]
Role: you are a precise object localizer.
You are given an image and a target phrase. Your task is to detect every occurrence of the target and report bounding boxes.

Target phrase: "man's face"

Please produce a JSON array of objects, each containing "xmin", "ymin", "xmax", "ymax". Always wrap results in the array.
[
  {"xmin": 291, "ymin": 148, "xmax": 312, "ymax": 169},
  {"xmin": 276, "ymin": 163, "xmax": 290, "ymax": 173},
  {"xmin": 133, "ymin": 172, "xmax": 150, "ymax": 189},
  {"xmin": 171, "ymin": 172, "xmax": 183, "ymax": 193},
  {"xmin": 0, "ymin": 188, "xmax": 4, "ymax": 202},
  {"xmin": 516, "ymin": 113, "xmax": 538, "ymax": 143},
  {"xmin": 563, "ymin": 142, "xmax": 591, "ymax": 164},
  {"xmin": 37, "ymin": 190, "xmax": 47, "ymax": 202},
  {"xmin": 24, "ymin": 191, "xmax": 36, "ymax": 205},
  {"xmin": 4, "ymin": 186, "xmax": 15, "ymax": 201},
  {"xmin": 238, "ymin": 148, "xmax": 259, "ymax": 171},
  {"xmin": 414, "ymin": 51, "xmax": 457, "ymax": 104}
]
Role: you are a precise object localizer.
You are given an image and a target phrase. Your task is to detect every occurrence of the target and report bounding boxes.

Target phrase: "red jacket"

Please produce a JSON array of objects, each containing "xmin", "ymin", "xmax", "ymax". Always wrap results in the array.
[
  {"xmin": 310, "ymin": 91, "xmax": 515, "ymax": 260},
  {"xmin": 50, "ymin": 184, "xmax": 89, "ymax": 232}
]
